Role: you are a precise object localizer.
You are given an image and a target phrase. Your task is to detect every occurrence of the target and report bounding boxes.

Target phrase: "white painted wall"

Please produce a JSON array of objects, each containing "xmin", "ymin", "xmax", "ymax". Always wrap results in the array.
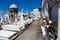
[
  {"xmin": 57, "ymin": 3, "xmax": 60, "ymax": 40},
  {"xmin": 51, "ymin": 4, "xmax": 58, "ymax": 22}
]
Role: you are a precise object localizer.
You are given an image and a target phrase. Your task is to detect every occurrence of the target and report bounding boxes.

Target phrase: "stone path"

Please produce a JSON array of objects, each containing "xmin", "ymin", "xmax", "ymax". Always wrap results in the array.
[{"xmin": 16, "ymin": 20, "xmax": 43, "ymax": 40}]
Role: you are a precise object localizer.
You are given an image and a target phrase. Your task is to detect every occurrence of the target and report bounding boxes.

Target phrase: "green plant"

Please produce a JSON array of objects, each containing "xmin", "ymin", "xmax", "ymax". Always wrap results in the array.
[{"xmin": 49, "ymin": 20, "xmax": 57, "ymax": 38}]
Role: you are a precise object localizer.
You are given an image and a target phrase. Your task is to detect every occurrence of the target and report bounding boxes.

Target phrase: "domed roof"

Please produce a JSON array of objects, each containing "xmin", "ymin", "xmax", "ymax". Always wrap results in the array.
[{"xmin": 10, "ymin": 4, "xmax": 17, "ymax": 8}]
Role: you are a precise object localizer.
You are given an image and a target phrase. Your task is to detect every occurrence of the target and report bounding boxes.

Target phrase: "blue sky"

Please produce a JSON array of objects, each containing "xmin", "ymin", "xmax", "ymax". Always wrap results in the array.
[{"xmin": 0, "ymin": 0, "xmax": 42, "ymax": 13}]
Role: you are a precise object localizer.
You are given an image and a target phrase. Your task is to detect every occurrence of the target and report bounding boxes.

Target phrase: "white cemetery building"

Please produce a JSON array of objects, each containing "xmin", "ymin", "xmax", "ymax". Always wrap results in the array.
[
  {"xmin": 9, "ymin": 4, "xmax": 18, "ymax": 23},
  {"xmin": 41, "ymin": 0, "xmax": 49, "ymax": 20},
  {"xmin": 31, "ymin": 8, "xmax": 41, "ymax": 20},
  {"xmin": 1, "ymin": 4, "xmax": 18, "ymax": 24}
]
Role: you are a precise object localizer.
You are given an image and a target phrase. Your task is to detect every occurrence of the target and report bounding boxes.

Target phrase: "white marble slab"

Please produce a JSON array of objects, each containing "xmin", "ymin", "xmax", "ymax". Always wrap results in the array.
[
  {"xmin": 41, "ymin": 25, "xmax": 46, "ymax": 36},
  {"xmin": 2, "ymin": 25, "xmax": 20, "ymax": 31},
  {"xmin": 0, "ymin": 30, "xmax": 16, "ymax": 38}
]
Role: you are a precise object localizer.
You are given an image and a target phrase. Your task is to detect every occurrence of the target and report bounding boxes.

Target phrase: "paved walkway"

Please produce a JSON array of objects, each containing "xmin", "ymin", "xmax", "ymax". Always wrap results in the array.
[{"xmin": 16, "ymin": 20, "xmax": 43, "ymax": 40}]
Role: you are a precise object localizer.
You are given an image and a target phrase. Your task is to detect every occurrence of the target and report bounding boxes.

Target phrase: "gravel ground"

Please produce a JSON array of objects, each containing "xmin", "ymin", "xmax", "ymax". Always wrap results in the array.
[{"xmin": 15, "ymin": 20, "xmax": 43, "ymax": 40}]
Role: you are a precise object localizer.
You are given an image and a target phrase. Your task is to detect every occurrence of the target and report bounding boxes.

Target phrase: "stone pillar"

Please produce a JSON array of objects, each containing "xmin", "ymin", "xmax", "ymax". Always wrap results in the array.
[
  {"xmin": 20, "ymin": 9, "xmax": 24, "ymax": 21},
  {"xmin": 20, "ymin": 12, "xmax": 24, "ymax": 21}
]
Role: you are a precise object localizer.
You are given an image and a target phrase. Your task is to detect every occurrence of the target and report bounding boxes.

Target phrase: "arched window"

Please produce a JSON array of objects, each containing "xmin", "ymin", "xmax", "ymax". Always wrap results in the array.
[{"xmin": 11, "ymin": 15, "xmax": 13, "ymax": 18}]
